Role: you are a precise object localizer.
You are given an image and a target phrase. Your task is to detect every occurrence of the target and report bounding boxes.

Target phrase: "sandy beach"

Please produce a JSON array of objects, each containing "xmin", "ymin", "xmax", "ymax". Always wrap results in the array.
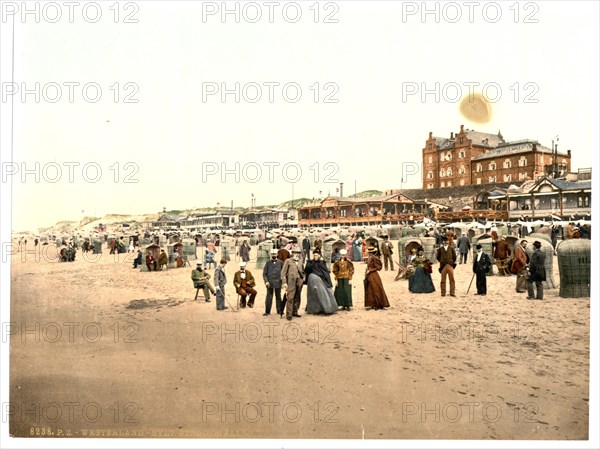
[{"xmin": 9, "ymin": 242, "xmax": 589, "ymax": 439}]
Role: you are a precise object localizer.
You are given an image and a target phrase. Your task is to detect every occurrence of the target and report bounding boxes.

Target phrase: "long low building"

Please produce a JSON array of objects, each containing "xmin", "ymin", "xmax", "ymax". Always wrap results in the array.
[
  {"xmin": 297, "ymin": 193, "xmax": 443, "ymax": 227},
  {"xmin": 474, "ymin": 176, "xmax": 591, "ymax": 220}
]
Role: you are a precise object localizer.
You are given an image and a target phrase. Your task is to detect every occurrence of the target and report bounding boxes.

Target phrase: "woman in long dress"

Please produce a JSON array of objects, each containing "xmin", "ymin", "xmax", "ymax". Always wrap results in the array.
[
  {"xmin": 304, "ymin": 251, "xmax": 338, "ymax": 314},
  {"xmin": 364, "ymin": 246, "xmax": 390, "ymax": 310},
  {"xmin": 408, "ymin": 250, "xmax": 436, "ymax": 293}
]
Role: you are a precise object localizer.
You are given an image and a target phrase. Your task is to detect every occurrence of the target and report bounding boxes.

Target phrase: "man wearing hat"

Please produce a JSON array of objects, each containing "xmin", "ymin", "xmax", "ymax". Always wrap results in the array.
[
  {"xmin": 511, "ymin": 240, "xmax": 529, "ymax": 293},
  {"xmin": 380, "ymin": 235, "xmax": 394, "ymax": 271},
  {"xmin": 214, "ymin": 258, "xmax": 229, "ymax": 310},
  {"xmin": 527, "ymin": 241, "xmax": 546, "ymax": 300},
  {"xmin": 333, "ymin": 249, "xmax": 354, "ymax": 310},
  {"xmin": 191, "ymin": 261, "xmax": 216, "ymax": 302},
  {"xmin": 302, "ymin": 234, "xmax": 311, "ymax": 263},
  {"xmin": 472, "ymin": 244, "xmax": 491, "ymax": 296},
  {"xmin": 233, "ymin": 262, "xmax": 257, "ymax": 308},
  {"xmin": 281, "ymin": 248, "xmax": 305, "ymax": 320},
  {"xmin": 436, "ymin": 236, "xmax": 457, "ymax": 297},
  {"xmin": 157, "ymin": 249, "xmax": 168, "ymax": 271},
  {"xmin": 263, "ymin": 249, "xmax": 283, "ymax": 316}
]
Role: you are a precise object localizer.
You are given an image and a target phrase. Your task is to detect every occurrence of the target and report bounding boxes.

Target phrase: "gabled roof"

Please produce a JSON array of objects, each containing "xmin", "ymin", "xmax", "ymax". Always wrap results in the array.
[
  {"xmin": 432, "ymin": 137, "xmax": 454, "ymax": 150},
  {"xmin": 464, "ymin": 130, "xmax": 504, "ymax": 148},
  {"xmin": 540, "ymin": 177, "xmax": 591, "ymax": 191},
  {"xmin": 156, "ymin": 214, "xmax": 183, "ymax": 222},
  {"xmin": 471, "ymin": 140, "xmax": 568, "ymax": 161}
]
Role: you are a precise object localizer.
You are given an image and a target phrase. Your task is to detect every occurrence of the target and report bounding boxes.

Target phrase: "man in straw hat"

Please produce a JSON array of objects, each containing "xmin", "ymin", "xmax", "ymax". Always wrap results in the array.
[
  {"xmin": 263, "ymin": 248, "xmax": 283, "ymax": 316},
  {"xmin": 526, "ymin": 241, "xmax": 546, "ymax": 300},
  {"xmin": 233, "ymin": 261, "xmax": 257, "ymax": 308},
  {"xmin": 333, "ymin": 248, "xmax": 354, "ymax": 310},
  {"xmin": 364, "ymin": 245, "xmax": 390, "ymax": 310}
]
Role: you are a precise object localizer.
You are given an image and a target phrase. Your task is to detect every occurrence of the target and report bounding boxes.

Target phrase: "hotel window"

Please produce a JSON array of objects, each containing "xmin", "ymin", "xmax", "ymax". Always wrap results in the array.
[
  {"xmin": 441, "ymin": 182, "xmax": 445, "ymax": 187},
  {"xmin": 447, "ymin": 167, "xmax": 453, "ymax": 176},
  {"xmin": 459, "ymin": 150, "xmax": 465, "ymax": 158},
  {"xmin": 489, "ymin": 161, "xmax": 496, "ymax": 170},
  {"xmin": 428, "ymin": 155, "xmax": 433, "ymax": 163},
  {"xmin": 427, "ymin": 171, "xmax": 433, "ymax": 179},
  {"xmin": 459, "ymin": 137, "xmax": 464, "ymax": 144},
  {"xmin": 504, "ymin": 174, "xmax": 512, "ymax": 182},
  {"xmin": 476, "ymin": 163, "xmax": 482, "ymax": 172},
  {"xmin": 440, "ymin": 168, "xmax": 446, "ymax": 177},
  {"xmin": 578, "ymin": 196, "xmax": 590, "ymax": 207},
  {"xmin": 447, "ymin": 181, "xmax": 452, "ymax": 186},
  {"xmin": 503, "ymin": 159, "xmax": 512, "ymax": 169},
  {"xmin": 519, "ymin": 156, "xmax": 527, "ymax": 167},
  {"xmin": 458, "ymin": 166, "xmax": 465, "ymax": 175},
  {"xmin": 447, "ymin": 152, "xmax": 453, "ymax": 160},
  {"xmin": 460, "ymin": 179, "xmax": 465, "ymax": 186},
  {"xmin": 489, "ymin": 176, "xmax": 496, "ymax": 183},
  {"xmin": 429, "ymin": 143, "xmax": 433, "ymax": 150},
  {"xmin": 476, "ymin": 178, "xmax": 482, "ymax": 185},
  {"xmin": 428, "ymin": 183, "xmax": 434, "ymax": 189},
  {"xmin": 519, "ymin": 172, "xmax": 527, "ymax": 180}
]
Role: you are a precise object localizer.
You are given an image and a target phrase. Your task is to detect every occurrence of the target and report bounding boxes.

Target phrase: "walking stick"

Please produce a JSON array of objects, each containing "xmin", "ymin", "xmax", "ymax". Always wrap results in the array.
[
  {"xmin": 223, "ymin": 294, "xmax": 238, "ymax": 312},
  {"xmin": 466, "ymin": 273, "xmax": 476, "ymax": 294}
]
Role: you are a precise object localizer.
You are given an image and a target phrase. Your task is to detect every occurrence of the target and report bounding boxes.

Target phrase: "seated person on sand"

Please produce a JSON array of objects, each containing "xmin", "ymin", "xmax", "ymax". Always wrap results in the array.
[
  {"xmin": 408, "ymin": 250, "xmax": 436, "ymax": 294},
  {"xmin": 146, "ymin": 253, "xmax": 157, "ymax": 271},
  {"xmin": 191, "ymin": 261, "xmax": 216, "ymax": 302}
]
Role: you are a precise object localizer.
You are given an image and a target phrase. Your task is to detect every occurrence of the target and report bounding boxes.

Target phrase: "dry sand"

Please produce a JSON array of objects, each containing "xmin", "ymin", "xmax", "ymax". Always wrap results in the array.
[{"xmin": 9, "ymin": 242, "xmax": 589, "ymax": 439}]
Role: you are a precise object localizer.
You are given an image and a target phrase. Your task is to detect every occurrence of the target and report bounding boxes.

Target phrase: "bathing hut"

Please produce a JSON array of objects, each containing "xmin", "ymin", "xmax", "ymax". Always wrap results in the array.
[
  {"xmin": 140, "ymin": 243, "xmax": 161, "ymax": 272},
  {"xmin": 557, "ymin": 239, "xmax": 591, "ymax": 298}
]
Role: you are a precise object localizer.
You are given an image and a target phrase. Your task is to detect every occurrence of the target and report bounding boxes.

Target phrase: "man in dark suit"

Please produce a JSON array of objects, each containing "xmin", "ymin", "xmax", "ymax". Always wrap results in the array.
[
  {"xmin": 472, "ymin": 244, "xmax": 491, "ymax": 296},
  {"xmin": 457, "ymin": 233, "xmax": 471, "ymax": 264},
  {"xmin": 527, "ymin": 241, "xmax": 546, "ymax": 300},
  {"xmin": 263, "ymin": 249, "xmax": 283, "ymax": 316},
  {"xmin": 436, "ymin": 236, "xmax": 457, "ymax": 297}
]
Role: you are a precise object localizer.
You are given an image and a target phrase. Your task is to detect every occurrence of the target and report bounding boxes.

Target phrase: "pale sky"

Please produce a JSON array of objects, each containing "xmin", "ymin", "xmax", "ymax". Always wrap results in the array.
[{"xmin": 1, "ymin": 1, "xmax": 599, "ymax": 231}]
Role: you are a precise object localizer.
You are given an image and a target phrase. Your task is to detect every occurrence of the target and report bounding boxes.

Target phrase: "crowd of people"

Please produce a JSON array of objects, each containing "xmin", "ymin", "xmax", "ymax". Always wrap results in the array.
[
  {"xmin": 188, "ymin": 233, "xmax": 393, "ymax": 316},
  {"xmin": 183, "ymin": 219, "xmax": 590, "ymax": 317}
]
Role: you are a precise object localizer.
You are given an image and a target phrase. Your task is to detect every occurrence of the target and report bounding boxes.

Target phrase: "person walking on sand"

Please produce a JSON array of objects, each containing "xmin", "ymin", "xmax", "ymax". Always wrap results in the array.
[
  {"xmin": 457, "ymin": 233, "xmax": 470, "ymax": 265},
  {"xmin": 281, "ymin": 249, "xmax": 305, "ymax": 320},
  {"xmin": 436, "ymin": 236, "xmax": 457, "ymax": 297},
  {"xmin": 333, "ymin": 249, "xmax": 354, "ymax": 310},
  {"xmin": 214, "ymin": 258, "xmax": 229, "ymax": 310},
  {"xmin": 263, "ymin": 249, "xmax": 283, "ymax": 316},
  {"xmin": 364, "ymin": 246, "xmax": 390, "ymax": 310},
  {"xmin": 472, "ymin": 244, "xmax": 492, "ymax": 296},
  {"xmin": 527, "ymin": 241, "xmax": 546, "ymax": 300},
  {"xmin": 380, "ymin": 234, "xmax": 394, "ymax": 271},
  {"xmin": 511, "ymin": 240, "xmax": 529, "ymax": 293}
]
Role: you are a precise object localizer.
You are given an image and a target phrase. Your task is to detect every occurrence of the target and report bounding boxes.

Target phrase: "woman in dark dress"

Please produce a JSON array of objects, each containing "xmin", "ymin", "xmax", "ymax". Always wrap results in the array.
[
  {"xmin": 304, "ymin": 251, "xmax": 338, "ymax": 314},
  {"xmin": 408, "ymin": 250, "xmax": 436, "ymax": 293}
]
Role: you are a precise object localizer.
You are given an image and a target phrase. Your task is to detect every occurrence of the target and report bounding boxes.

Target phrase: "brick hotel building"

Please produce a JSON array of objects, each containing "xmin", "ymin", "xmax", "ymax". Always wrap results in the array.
[{"xmin": 422, "ymin": 125, "xmax": 571, "ymax": 189}]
